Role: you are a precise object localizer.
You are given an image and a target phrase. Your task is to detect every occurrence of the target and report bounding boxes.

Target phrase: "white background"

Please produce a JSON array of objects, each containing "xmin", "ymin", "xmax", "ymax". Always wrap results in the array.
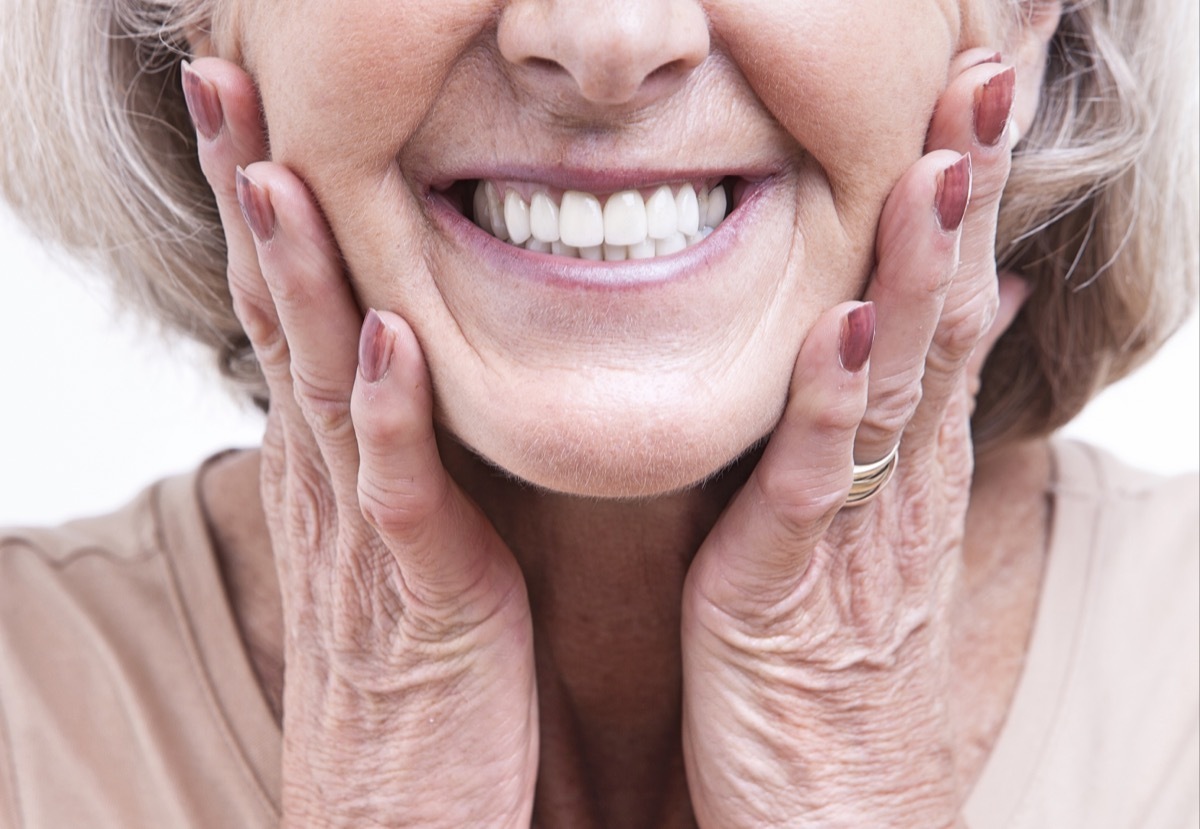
[{"xmin": 2, "ymin": 207, "xmax": 1197, "ymax": 527}]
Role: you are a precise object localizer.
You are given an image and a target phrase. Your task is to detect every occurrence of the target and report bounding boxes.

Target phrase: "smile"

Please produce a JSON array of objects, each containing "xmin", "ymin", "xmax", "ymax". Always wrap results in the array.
[{"xmin": 452, "ymin": 178, "xmax": 738, "ymax": 261}]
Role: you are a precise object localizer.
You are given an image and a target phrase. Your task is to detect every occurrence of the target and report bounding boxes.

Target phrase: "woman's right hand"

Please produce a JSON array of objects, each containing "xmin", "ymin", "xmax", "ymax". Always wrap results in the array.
[{"xmin": 182, "ymin": 58, "xmax": 538, "ymax": 828}]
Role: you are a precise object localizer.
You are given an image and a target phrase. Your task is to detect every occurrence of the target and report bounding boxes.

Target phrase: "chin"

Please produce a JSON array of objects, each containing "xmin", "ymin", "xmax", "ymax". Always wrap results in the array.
[{"xmin": 442, "ymin": 382, "xmax": 783, "ymax": 499}]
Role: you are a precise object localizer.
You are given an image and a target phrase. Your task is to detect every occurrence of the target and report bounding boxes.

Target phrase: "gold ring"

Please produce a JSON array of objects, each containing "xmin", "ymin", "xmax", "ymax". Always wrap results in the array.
[{"xmin": 845, "ymin": 444, "xmax": 899, "ymax": 507}]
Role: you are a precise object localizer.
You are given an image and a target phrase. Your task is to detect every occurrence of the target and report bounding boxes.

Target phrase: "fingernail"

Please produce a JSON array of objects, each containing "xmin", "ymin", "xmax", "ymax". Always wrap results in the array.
[
  {"xmin": 935, "ymin": 154, "xmax": 972, "ymax": 233},
  {"xmin": 181, "ymin": 60, "xmax": 223, "ymax": 141},
  {"xmin": 236, "ymin": 167, "xmax": 276, "ymax": 242},
  {"xmin": 839, "ymin": 302, "xmax": 875, "ymax": 373},
  {"xmin": 973, "ymin": 66, "xmax": 1016, "ymax": 147},
  {"xmin": 359, "ymin": 310, "xmax": 393, "ymax": 384}
]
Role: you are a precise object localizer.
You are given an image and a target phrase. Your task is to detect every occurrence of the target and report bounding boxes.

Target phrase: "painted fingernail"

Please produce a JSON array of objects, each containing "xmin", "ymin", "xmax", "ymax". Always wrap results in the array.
[
  {"xmin": 181, "ymin": 60, "xmax": 223, "ymax": 141},
  {"xmin": 359, "ymin": 309, "xmax": 393, "ymax": 384},
  {"xmin": 839, "ymin": 302, "xmax": 875, "ymax": 373},
  {"xmin": 973, "ymin": 66, "xmax": 1016, "ymax": 147},
  {"xmin": 935, "ymin": 154, "xmax": 972, "ymax": 233},
  {"xmin": 236, "ymin": 167, "xmax": 276, "ymax": 242}
]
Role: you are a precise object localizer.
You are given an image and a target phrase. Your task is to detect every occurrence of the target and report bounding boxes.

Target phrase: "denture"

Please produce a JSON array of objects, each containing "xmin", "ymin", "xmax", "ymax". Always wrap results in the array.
[{"xmin": 467, "ymin": 179, "xmax": 731, "ymax": 261}]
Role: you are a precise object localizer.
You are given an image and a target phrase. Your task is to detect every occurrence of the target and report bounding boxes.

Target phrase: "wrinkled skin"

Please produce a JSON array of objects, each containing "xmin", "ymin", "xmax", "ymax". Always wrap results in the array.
[{"xmin": 185, "ymin": 0, "xmax": 1061, "ymax": 825}]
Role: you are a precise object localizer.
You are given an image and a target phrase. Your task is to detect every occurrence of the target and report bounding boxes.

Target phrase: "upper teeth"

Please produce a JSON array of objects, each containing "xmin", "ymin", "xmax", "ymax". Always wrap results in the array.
[{"xmin": 472, "ymin": 181, "xmax": 729, "ymax": 261}]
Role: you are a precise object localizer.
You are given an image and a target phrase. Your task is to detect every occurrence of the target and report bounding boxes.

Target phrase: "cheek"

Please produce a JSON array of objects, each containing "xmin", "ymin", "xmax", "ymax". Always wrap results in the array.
[
  {"xmin": 247, "ymin": 0, "xmax": 491, "ymax": 177},
  {"xmin": 713, "ymin": 0, "xmax": 955, "ymax": 216}
]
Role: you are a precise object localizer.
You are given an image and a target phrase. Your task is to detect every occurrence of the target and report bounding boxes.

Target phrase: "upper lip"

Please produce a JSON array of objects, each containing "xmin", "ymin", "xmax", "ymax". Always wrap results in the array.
[{"xmin": 425, "ymin": 165, "xmax": 778, "ymax": 196}]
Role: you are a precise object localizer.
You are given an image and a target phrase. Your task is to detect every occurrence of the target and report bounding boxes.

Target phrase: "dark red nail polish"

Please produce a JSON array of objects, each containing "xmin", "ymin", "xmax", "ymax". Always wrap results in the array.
[
  {"xmin": 181, "ymin": 61, "xmax": 223, "ymax": 141},
  {"xmin": 359, "ymin": 310, "xmax": 392, "ymax": 384},
  {"xmin": 973, "ymin": 66, "xmax": 1016, "ymax": 147},
  {"xmin": 935, "ymin": 154, "xmax": 972, "ymax": 233},
  {"xmin": 840, "ymin": 302, "xmax": 875, "ymax": 373},
  {"xmin": 236, "ymin": 168, "xmax": 276, "ymax": 242}
]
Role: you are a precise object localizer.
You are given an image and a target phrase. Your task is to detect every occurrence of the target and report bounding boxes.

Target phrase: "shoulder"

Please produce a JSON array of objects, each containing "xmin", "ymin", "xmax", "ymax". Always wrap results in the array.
[
  {"xmin": 0, "ymin": 468, "xmax": 279, "ymax": 827},
  {"xmin": 1051, "ymin": 438, "xmax": 1198, "ymax": 579},
  {"xmin": 0, "ymin": 480, "xmax": 167, "ymax": 596},
  {"xmin": 1034, "ymin": 440, "xmax": 1197, "ymax": 826},
  {"xmin": 0, "ymin": 477, "xmax": 188, "ymax": 674},
  {"xmin": 0, "ymin": 473, "xmax": 191, "ymax": 704}
]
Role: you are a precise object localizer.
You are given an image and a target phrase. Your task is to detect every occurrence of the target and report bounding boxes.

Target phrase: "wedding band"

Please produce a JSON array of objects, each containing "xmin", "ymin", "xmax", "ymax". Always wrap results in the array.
[{"xmin": 845, "ymin": 444, "xmax": 899, "ymax": 506}]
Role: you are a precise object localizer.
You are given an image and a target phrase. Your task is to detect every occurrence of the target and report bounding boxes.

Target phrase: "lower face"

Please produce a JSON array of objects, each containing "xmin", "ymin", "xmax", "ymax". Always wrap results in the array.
[{"xmin": 237, "ymin": 0, "xmax": 999, "ymax": 498}]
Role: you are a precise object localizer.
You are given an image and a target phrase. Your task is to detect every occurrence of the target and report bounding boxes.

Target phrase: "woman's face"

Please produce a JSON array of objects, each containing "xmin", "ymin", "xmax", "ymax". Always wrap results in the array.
[{"xmin": 232, "ymin": 0, "xmax": 1009, "ymax": 497}]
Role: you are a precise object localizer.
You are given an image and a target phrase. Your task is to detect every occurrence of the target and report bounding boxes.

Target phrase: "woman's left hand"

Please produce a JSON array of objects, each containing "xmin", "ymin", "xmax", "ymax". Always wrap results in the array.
[{"xmin": 681, "ymin": 51, "xmax": 1024, "ymax": 828}]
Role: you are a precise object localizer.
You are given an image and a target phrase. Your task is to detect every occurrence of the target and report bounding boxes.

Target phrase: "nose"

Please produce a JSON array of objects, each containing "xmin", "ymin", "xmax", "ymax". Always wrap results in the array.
[{"xmin": 498, "ymin": 0, "xmax": 710, "ymax": 108}]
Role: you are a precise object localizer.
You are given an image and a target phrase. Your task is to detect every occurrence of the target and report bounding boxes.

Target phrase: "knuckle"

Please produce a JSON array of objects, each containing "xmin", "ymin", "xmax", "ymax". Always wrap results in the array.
[
  {"xmin": 810, "ymin": 395, "xmax": 865, "ymax": 434},
  {"xmin": 969, "ymin": 153, "xmax": 1012, "ymax": 204},
  {"xmin": 357, "ymin": 473, "xmax": 449, "ymax": 539},
  {"xmin": 936, "ymin": 294, "xmax": 997, "ymax": 358},
  {"xmin": 249, "ymin": 320, "xmax": 290, "ymax": 374},
  {"xmin": 866, "ymin": 372, "xmax": 924, "ymax": 436},
  {"xmin": 756, "ymin": 465, "xmax": 847, "ymax": 532},
  {"xmin": 291, "ymin": 368, "xmax": 352, "ymax": 436},
  {"xmin": 350, "ymin": 389, "xmax": 401, "ymax": 444},
  {"xmin": 262, "ymin": 258, "xmax": 340, "ymax": 316},
  {"xmin": 229, "ymin": 291, "xmax": 276, "ymax": 347}
]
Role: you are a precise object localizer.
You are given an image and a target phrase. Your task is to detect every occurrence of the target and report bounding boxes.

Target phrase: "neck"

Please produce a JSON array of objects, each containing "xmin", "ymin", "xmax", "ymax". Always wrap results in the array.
[
  {"xmin": 443, "ymin": 438, "xmax": 757, "ymax": 827},
  {"xmin": 201, "ymin": 437, "xmax": 1050, "ymax": 829}
]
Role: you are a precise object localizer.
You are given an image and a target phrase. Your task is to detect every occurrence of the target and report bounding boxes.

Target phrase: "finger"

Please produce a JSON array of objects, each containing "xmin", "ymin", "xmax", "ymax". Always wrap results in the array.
[
  {"xmin": 908, "ymin": 63, "xmax": 1017, "ymax": 445},
  {"xmin": 948, "ymin": 46, "xmax": 1004, "ymax": 78},
  {"xmin": 236, "ymin": 162, "xmax": 364, "ymax": 503},
  {"xmin": 852, "ymin": 151, "xmax": 971, "ymax": 464},
  {"xmin": 965, "ymin": 271, "xmax": 1032, "ymax": 402},
  {"xmin": 351, "ymin": 311, "xmax": 521, "ymax": 611},
  {"xmin": 690, "ymin": 301, "xmax": 873, "ymax": 611},
  {"xmin": 182, "ymin": 59, "xmax": 274, "ymax": 351},
  {"xmin": 183, "ymin": 60, "xmax": 314, "ymax": 455}
]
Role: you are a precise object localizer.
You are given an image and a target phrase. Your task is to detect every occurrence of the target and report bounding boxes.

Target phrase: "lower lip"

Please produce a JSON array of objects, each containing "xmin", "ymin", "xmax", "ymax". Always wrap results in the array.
[{"xmin": 426, "ymin": 178, "xmax": 775, "ymax": 292}]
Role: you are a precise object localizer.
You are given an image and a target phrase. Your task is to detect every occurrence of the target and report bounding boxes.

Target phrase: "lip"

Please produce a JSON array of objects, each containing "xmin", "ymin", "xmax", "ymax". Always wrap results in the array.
[{"xmin": 425, "ymin": 170, "xmax": 779, "ymax": 290}]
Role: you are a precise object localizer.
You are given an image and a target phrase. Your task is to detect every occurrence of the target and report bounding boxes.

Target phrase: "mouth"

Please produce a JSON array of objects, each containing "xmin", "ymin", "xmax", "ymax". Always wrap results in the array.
[{"xmin": 435, "ymin": 176, "xmax": 744, "ymax": 262}]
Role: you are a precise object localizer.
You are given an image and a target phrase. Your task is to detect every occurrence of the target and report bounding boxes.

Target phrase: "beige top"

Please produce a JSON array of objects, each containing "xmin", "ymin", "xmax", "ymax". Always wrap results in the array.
[{"xmin": 0, "ymin": 441, "xmax": 1196, "ymax": 828}]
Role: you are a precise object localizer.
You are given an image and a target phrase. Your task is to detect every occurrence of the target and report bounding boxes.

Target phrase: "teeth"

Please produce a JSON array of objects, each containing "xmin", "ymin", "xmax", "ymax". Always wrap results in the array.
[
  {"xmin": 471, "ymin": 180, "xmax": 731, "ymax": 261},
  {"xmin": 628, "ymin": 238, "xmax": 657, "ymax": 259},
  {"xmin": 645, "ymin": 185, "xmax": 678, "ymax": 240},
  {"xmin": 655, "ymin": 231, "xmax": 687, "ymax": 256},
  {"xmin": 705, "ymin": 186, "xmax": 727, "ymax": 228},
  {"xmin": 603, "ymin": 190, "xmax": 648, "ymax": 246},
  {"xmin": 474, "ymin": 185, "xmax": 493, "ymax": 235},
  {"xmin": 676, "ymin": 184, "xmax": 700, "ymax": 236},
  {"xmin": 559, "ymin": 191, "xmax": 605, "ymax": 248},
  {"xmin": 603, "ymin": 243, "xmax": 627, "ymax": 262},
  {"xmin": 485, "ymin": 182, "xmax": 509, "ymax": 241},
  {"xmin": 530, "ymin": 191, "xmax": 560, "ymax": 243},
  {"xmin": 504, "ymin": 189, "xmax": 531, "ymax": 245}
]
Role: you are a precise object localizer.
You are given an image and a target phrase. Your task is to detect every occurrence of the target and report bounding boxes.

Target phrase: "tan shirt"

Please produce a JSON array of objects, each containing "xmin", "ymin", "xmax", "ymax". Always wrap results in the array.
[{"xmin": 1, "ymin": 441, "xmax": 1196, "ymax": 828}]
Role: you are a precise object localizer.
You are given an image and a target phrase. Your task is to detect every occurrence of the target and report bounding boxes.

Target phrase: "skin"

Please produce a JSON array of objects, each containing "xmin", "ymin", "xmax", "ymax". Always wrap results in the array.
[{"xmin": 185, "ymin": 0, "xmax": 1063, "ymax": 825}]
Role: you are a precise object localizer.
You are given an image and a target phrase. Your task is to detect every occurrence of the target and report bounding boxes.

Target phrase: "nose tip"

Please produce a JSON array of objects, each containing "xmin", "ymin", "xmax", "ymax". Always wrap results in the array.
[{"xmin": 498, "ymin": 0, "xmax": 710, "ymax": 107}]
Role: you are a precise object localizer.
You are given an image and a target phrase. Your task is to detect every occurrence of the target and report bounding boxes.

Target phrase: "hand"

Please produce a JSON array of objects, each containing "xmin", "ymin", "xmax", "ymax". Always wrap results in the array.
[
  {"xmin": 182, "ymin": 58, "xmax": 538, "ymax": 828},
  {"xmin": 680, "ymin": 50, "xmax": 1024, "ymax": 828}
]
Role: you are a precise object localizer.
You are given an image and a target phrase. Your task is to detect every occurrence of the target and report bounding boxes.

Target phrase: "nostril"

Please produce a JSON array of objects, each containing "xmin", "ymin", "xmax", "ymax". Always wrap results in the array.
[
  {"xmin": 497, "ymin": 0, "xmax": 711, "ymax": 109},
  {"xmin": 647, "ymin": 60, "xmax": 687, "ymax": 83},
  {"xmin": 526, "ymin": 56, "xmax": 564, "ymax": 75}
]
